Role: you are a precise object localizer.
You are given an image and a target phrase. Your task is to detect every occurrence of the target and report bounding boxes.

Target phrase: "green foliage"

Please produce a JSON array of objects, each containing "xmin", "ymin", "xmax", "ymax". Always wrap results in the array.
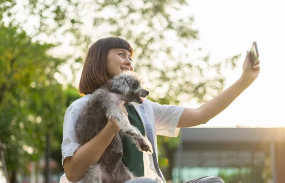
[
  {"xmin": 1, "ymin": 0, "xmax": 240, "ymax": 104},
  {"xmin": 0, "ymin": 22, "xmax": 66, "ymax": 177},
  {"xmin": 50, "ymin": 85, "xmax": 80, "ymax": 171}
]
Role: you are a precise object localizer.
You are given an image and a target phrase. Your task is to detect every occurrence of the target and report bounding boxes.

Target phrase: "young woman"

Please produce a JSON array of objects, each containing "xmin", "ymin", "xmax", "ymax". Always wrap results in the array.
[{"xmin": 60, "ymin": 37, "xmax": 260, "ymax": 183}]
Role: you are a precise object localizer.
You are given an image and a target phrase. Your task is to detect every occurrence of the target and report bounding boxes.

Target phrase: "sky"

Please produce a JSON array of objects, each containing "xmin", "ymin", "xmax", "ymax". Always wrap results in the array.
[{"xmin": 183, "ymin": 0, "xmax": 285, "ymax": 128}]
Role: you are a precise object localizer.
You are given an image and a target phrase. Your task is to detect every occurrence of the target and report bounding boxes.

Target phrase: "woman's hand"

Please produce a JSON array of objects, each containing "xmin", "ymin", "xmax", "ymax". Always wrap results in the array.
[
  {"xmin": 106, "ymin": 101, "xmax": 128, "ymax": 133},
  {"xmin": 240, "ymin": 51, "xmax": 261, "ymax": 85}
]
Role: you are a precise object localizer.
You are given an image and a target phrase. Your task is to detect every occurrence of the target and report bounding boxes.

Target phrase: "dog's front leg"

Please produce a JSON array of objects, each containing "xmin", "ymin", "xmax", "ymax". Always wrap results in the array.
[
  {"xmin": 105, "ymin": 103, "xmax": 153, "ymax": 153},
  {"xmin": 123, "ymin": 129, "xmax": 153, "ymax": 154},
  {"xmin": 117, "ymin": 114, "xmax": 153, "ymax": 154}
]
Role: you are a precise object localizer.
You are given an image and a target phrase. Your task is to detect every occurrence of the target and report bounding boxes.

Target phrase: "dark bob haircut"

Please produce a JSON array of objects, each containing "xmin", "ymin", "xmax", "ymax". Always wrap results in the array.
[{"xmin": 78, "ymin": 37, "xmax": 133, "ymax": 95}]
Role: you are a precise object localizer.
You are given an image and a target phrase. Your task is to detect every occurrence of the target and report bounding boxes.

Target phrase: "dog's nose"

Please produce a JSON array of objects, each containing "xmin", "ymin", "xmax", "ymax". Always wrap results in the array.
[{"xmin": 145, "ymin": 90, "xmax": 149, "ymax": 96}]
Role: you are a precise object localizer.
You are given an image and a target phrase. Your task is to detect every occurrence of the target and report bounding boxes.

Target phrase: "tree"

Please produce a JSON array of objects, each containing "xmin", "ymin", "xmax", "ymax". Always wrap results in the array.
[
  {"xmin": 1, "ymin": 0, "xmax": 240, "ymax": 181},
  {"xmin": 0, "ymin": 22, "xmax": 66, "ymax": 183},
  {"xmin": 50, "ymin": 85, "xmax": 81, "ymax": 174}
]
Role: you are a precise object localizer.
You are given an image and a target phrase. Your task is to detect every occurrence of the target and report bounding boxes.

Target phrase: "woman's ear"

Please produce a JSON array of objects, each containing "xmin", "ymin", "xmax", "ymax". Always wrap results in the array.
[{"xmin": 111, "ymin": 77, "xmax": 129, "ymax": 95}]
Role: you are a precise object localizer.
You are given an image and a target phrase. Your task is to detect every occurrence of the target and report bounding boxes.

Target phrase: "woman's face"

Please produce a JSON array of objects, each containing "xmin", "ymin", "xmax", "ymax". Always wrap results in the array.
[{"xmin": 106, "ymin": 48, "xmax": 133, "ymax": 77}]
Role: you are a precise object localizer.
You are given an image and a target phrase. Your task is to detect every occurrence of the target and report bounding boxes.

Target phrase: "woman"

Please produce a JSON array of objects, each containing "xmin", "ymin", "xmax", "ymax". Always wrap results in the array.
[{"xmin": 60, "ymin": 37, "xmax": 260, "ymax": 183}]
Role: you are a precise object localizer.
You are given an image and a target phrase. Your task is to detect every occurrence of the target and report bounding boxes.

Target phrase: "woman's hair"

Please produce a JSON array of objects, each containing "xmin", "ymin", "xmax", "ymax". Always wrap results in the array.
[{"xmin": 78, "ymin": 37, "xmax": 133, "ymax": 95}]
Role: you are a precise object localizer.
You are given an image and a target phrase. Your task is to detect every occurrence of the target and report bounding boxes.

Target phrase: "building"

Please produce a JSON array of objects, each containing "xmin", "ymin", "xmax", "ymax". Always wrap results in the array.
[{"xmin": 174, "ymin": 128, "xmax": 285, "ymax": 183}]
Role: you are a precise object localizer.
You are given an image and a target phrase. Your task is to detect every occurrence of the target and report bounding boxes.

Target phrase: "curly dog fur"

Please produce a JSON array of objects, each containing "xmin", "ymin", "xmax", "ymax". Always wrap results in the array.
[{"xmin": 75, "ymin": 71, "xmax": 153, "ymax": 183}]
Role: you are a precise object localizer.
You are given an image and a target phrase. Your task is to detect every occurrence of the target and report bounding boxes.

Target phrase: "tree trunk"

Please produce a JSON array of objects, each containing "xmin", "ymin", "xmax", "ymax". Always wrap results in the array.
[
  {"xmin": 9, "ymin": 171, "xmax": 16, "ymax": 183},
  {"xmin": 0, "ymin": 139, "xmax": 9, "ymax": 183},
  {"xmin": 45, "ymin": 132, "xmax": 51, "ymax": 183}
]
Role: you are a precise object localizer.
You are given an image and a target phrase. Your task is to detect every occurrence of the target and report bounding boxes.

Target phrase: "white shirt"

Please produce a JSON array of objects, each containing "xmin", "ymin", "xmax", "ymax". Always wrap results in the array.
[{"xmin": 60, "ymin": 94, "xmax": 184, "ymax": 183}]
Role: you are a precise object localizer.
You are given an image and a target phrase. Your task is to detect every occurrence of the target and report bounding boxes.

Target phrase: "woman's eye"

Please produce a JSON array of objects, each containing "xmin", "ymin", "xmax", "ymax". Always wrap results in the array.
[{"xmin": 119, "ymin": 53, "xmax": 132, "ymax": 61}]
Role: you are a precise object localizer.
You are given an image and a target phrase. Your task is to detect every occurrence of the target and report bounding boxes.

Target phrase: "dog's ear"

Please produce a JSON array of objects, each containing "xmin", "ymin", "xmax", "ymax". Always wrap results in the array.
[{"xmin": 111, "ymin": 77, "xmax": 129, "ymax": 95}]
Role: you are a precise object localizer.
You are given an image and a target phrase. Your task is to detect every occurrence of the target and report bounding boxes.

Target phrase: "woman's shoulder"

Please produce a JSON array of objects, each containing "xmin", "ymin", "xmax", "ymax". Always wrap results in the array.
[
  {"xmin": 142, "ymin": 98, "xmax": 184, "ymax": 111},
  {"xmin": 141, "ymin": 98, "xmax": 159, "ymax": 107},
  {"xmin": 67, "ymin": 94, "xmax": 91, "ymax": 113}
]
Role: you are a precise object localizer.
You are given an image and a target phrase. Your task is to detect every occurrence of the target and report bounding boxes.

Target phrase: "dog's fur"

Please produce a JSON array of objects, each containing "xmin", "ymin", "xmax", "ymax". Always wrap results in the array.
[{"xmin": 75, "ymin": 71, "xmax": 153, "ymax": 183}]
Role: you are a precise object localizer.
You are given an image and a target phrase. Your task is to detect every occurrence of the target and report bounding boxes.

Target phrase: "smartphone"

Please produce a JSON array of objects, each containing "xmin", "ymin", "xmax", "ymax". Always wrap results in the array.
[{"xmin": 250, "ymin": 41, "xmax": 259, "ymax": 64}]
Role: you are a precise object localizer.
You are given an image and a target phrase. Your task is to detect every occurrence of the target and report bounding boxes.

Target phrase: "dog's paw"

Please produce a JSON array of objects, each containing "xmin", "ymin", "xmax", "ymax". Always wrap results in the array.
[{"xmin": 137, "ymin": 137, "xmax": 153, "ymax": 154}]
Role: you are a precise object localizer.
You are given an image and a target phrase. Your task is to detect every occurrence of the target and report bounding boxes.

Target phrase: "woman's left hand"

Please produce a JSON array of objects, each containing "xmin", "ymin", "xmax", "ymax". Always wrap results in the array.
[{"xmin": 241, "ymin": 51, "xmax": 260, "ymax": 85}]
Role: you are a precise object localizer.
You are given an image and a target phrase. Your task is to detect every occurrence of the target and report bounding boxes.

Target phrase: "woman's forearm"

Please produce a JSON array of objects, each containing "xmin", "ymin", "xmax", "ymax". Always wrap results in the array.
[
  {"xmin": 198, "ymin": 77, "xmax": 252, "ymax": 123},
  {"xmin": 63, "ymin": 121, "xmax": 118, "ymax": 182},
  {"xmin": 177, "ymin": 52, "xmax": 259, "ymax": 128}
]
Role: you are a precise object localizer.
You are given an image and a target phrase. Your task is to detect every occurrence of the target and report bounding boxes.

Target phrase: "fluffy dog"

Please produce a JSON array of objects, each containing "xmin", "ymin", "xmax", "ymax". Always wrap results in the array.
[{"xmin": 75, "ymin": 71, "xmax": 153, "ymax": 183}]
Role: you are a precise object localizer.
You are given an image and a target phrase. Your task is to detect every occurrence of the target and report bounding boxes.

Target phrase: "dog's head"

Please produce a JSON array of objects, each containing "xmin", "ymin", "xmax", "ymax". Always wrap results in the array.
[{"xmin": 110, "ymin": 71, "xmax": 149, "ymax": 104}]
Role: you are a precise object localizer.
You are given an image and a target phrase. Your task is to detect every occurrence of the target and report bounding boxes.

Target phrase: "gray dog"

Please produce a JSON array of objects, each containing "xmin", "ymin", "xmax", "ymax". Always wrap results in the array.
[{"xmin": 75, "ymin": 71, "xmax": 153, "ymax": 183}]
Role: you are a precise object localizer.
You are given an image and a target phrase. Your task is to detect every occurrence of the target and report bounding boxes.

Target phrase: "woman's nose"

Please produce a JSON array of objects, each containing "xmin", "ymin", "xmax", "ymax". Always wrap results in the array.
[
  {"xmin": 124, "ymin": 59, "xmax": 131, "ymax": 66},
  {"xmin": 124, "ymin": 59, "xmax": 134, "ymax": 71}
]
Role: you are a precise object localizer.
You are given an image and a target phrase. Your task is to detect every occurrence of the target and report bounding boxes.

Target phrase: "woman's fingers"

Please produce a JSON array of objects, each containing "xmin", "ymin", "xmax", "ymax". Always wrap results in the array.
[
  {"xmin": 252, "ymin": 60, "xmax": 260, "ymax": 71},
  {"xmin": 255, "ymin": 60, "xmax": 260, "ymax": 65},
  {"xmin": 119, "ymin": 101, "xmax": 125, "ymax": 106},
  {"xmin": 253, "ymin": 63, "xmax": 260, "ymax": 68},
  {"xmin": 118, "ymin": 101, "xmax": 128, "ymax": 116}
]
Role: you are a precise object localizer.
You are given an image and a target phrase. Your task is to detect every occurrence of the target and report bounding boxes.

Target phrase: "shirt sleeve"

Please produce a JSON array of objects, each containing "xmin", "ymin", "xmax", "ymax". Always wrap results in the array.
[
  {"xmin": 61, "ymin": 105, "xmax": 81, "ymax": 167},
  {"xmin": 150, "ymin": 101, "xmax": 185, "ymax": 137}
]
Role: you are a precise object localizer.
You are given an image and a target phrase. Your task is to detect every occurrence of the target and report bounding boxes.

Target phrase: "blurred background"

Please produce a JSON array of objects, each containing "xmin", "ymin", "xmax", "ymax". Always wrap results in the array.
[{"xmin": 0, "ymin": 0, "xmax": 284, "ymax": 183}]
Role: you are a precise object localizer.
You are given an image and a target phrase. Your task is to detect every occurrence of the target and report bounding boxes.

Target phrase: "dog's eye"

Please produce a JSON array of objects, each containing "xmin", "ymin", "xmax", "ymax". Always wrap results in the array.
[{"xmin": 133, "ymin": 83, "xmax": 138, "ymax": 88}]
